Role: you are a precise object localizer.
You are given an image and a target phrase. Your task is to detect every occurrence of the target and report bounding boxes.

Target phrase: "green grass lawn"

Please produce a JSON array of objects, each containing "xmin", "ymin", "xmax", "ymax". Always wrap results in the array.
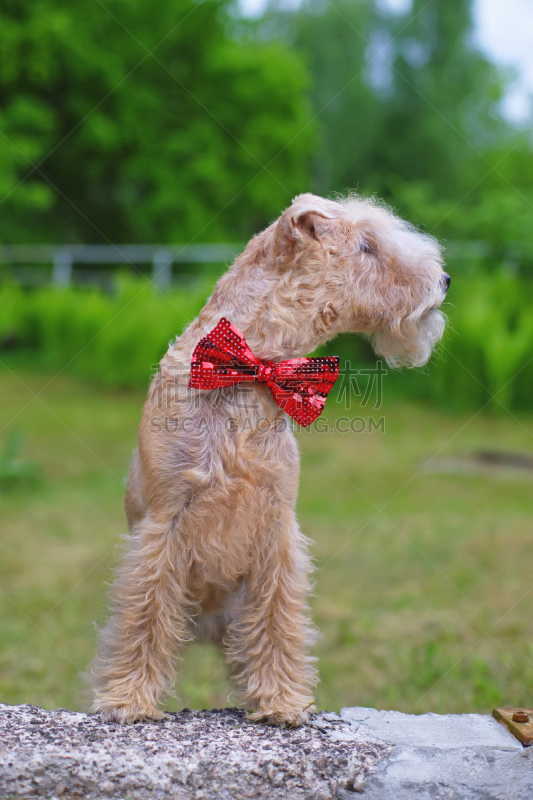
[{"xmin": 1, "ymin": 365, "xmax": 532, "ymax": 716}]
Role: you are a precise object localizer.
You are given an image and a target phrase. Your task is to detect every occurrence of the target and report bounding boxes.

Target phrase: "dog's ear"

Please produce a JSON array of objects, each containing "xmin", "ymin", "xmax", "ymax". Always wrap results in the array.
[{"xmin": 276, "ymin": 194, "xmax": 340, "ymax": 255}]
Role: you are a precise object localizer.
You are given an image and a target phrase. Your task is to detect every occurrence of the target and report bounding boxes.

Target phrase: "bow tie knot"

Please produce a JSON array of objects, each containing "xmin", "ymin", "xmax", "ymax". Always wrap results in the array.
[
  {"xmin": 256, "ymin": 362, "xmax": 275, "ymax": 383},
  {"xmin": 188, "ymin": 318, "xmax": 339, "ymax": 427}
]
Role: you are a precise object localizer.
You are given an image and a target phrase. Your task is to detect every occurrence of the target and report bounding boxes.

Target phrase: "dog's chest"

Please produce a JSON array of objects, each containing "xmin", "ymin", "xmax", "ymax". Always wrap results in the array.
[{"xmin": 192, "ymin": 386, "xmax": 301, "ymax": 513}]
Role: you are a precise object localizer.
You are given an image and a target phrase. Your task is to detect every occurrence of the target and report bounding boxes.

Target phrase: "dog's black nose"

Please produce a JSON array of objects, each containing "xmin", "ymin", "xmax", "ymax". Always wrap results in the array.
[{"xmin": 442, "ymin": 273, "xmax": 451, "ymax": 291}]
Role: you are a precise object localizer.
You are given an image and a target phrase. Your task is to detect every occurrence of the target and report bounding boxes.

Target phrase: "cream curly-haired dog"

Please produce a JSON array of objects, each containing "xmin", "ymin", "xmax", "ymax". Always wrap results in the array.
[{"xmin": 92, "ymin": 193, "xmax": 449, "ymax": 726}]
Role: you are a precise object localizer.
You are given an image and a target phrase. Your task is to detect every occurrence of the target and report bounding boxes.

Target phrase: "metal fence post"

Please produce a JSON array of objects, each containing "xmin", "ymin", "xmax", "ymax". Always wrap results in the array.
[
  {"xmin": 52, "ymin": 249, "xmax": 73, "ymax": 287},
  {"xmin": 153, "ymin": 249, "xmax": 173, "ymax": 290}
]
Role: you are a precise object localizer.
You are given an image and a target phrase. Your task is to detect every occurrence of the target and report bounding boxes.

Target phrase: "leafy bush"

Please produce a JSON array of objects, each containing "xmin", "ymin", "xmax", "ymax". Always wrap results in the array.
[
  {"xmin": 441, "ymin": 271, "xmax": 533, "ymax": 411},
  {"xmin": 396, "ymin": 270, "xmax": 533, "ymax": 413},
  {"xmin": 0, "ymin": 278, "xmax": 211, "ymax": 388}
]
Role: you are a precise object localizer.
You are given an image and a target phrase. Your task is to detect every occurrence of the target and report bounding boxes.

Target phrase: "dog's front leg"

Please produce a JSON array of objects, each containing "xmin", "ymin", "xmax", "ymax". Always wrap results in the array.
[
  {"xmin": 227, "ymin": 506, "xmax": 317, "ymax": 727},
  {"xmin": 92, "ymin": 512, "xmax": 193, "ymax": 723}
]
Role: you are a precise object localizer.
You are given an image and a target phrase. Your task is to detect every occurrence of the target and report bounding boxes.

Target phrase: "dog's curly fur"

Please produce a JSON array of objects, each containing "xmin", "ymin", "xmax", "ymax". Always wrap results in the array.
[{"xmin": 92, "ymin": 193, "xmax": 448, "ymax": 726}]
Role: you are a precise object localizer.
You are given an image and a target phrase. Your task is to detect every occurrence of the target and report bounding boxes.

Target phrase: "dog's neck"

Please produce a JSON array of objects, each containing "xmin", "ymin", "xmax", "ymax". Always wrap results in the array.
[
  {"xmin": 171, "ymin": 224, "xmax": 347, "ymax": 366},
  {"xmin": 196, "ymin": 292, "xmax": 331, "ymax": 363},
  {"xmin": 180, "ymin": 305, "xmax": 313, "ymax": 363}
]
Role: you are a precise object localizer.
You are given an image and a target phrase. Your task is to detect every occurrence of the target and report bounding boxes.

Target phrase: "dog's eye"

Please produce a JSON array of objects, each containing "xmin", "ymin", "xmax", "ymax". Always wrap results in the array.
[{"xmin": 360, "ymin": 239, "xmax": 374, "ymax": 254}]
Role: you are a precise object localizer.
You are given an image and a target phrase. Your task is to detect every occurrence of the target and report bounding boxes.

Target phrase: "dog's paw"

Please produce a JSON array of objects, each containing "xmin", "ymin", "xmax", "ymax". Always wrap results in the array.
[
  {"xmin": 247, "ymin": 705, "xmax": 315, "ymax": 728},
  {"xmin": 95, "ymin": 704, "xmax": 170, "ymax": 725}
]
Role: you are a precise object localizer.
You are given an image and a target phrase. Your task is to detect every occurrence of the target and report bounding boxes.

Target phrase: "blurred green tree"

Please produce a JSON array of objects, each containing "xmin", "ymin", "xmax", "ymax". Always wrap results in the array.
[
  {"xmin": 0, "ymin": 0, "xmax": 314, "ymax": 243},
  {"xmin": 265, "ymin": 0, "xmax": 533, "ymax": 273}
]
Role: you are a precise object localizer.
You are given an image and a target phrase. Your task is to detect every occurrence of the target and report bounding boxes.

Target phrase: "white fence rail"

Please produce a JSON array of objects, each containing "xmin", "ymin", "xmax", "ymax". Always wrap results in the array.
[{"xmin": 0, "ymin": 244, "xmax": 243, "ymax": 289}]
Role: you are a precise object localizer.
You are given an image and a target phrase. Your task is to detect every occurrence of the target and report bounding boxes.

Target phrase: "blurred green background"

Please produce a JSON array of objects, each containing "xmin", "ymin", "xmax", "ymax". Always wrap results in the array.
[{"xmin": 1, "ymin": 0, "xmax": 533, "ymax": 716}]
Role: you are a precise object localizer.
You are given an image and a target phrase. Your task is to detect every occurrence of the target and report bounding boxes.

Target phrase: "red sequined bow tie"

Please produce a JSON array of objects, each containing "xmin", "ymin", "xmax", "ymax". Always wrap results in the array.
[{"xmin": 188, "ymin": 318, "xmax": 339, "ymax": 427}]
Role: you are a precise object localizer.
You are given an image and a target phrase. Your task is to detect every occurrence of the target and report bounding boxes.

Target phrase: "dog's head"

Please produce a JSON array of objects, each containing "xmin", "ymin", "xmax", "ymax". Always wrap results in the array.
[{"xmin": 274, "ymin": 193, "xmax": 448, "ymax": 367}]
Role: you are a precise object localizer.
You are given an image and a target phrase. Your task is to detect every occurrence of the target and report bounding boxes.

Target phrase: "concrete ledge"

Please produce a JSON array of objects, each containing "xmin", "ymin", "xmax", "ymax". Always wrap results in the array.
[
  {"xmin": 340, "ymin": 706, "xmax": 533, "ymax": 799},
  {"xmin": 0, "ymin": 703, "xmax": 532, "ymax": 799}
]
